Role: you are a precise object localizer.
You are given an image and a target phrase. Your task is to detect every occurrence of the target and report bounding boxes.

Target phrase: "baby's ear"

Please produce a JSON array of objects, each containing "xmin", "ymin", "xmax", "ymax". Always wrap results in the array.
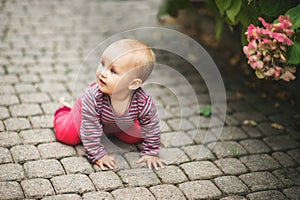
[{"xmin": 128, "ymin": 78, "xmax": 142, "ymax": 90}]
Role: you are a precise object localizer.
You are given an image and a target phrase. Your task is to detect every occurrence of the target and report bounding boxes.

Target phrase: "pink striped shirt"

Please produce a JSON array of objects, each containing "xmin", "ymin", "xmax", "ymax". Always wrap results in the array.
[{"xmin": 80, "ymin": 83, "xmax": 161, "ymax": 163}]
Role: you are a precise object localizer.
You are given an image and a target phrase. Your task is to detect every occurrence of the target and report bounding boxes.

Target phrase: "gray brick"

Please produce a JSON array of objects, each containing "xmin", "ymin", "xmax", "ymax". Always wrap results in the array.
[
  {"xmin": 0, "ymin": 107, "xmax": 10, "ymax": 120},
  {"xmin": 24, "ymin": 159, "xmax": 65, "ymax": 178},
  {"xmin": 0, "ymin": 181, "xmax": 24, "ymax": 199},
  {"xmin": 155, "ymin": 165, "xmax": 188, "ymax": 184},
  {"xmin": 287, "ymin": 149, "xmax": 300, "ymax": 164},
  {"xmin": 167, "ymin": 118, "xmax": 194, "ymax": 131},
  {"xmin": 20, "ymin": 128, "xmax": 56, "ymax": 145},
  {"xmin": 272, "ymin": 152, "xmax": 297, "ymax": 167},
  {"xmin": 214, "ymin": 176, "xmax": 249, "ymax": 195},
  {"xmin": 4, "ymin": 117, "xmax": 31, "ymax": 131},
  {"xmin": 0, "ymin": 147, "xmax": 12, "ymax": 164},
  {"xmin": 9, "ymin": 103, "xmax": 42, "ymax": 117},
  {"xmin": 38, "ymin": 142, "xmax": 76, "ymax": 159},
  {"xmin": 0, "ymin": 75, "xmax": 19, "ymax": 84},
  {"xmin": 42, "ymin": 194, "xmax": 82, "ymax": 200},
  {"xmin": 240, "ymin": 139, "xmax": 271, "ymax": 154},
  {"xmin": 214, "ymin": 158, "xmax": 248, "ymax": 175},
  {"xmin": 161, "ymin": 131, "xmax": 193, "ymax": 147},
  {"xmin": 61, "ymin": 157, "xmax": 93, "ymax": 174},
  {"xmin": 14, "ymin": 83, "xmax": 37, "ymax": 93},
  {"xmin": 118, "ymin": 168, "xmax": 160, "ymax": 187},
  {"xmin": 207, "ymin": 141, "xmax": 247, "ymax": 158},
  {"xmin": 93, "ymin": 154, "xmax": 130, "ymax": 171},
  {"xmin": 233, "ymin": 111, "xmax": 267, "ymax": 123},
  {"xmin": 111, "ymin": 187, "xmax": 155, "ymax": 200},
  {"xmin": 10, "ymin": 145, "xmax": 40, "ymax": 163},
  {"xmin": 240, "ymin": 154, "xmax": 281, "ymax": 172},
  {"xmin": 149, "ymin": 184, "xmax": 186, "ymax": 200},
  {"xmin": 0, "ymin": 122, "xmax": 3, "ymax": 132},
  {"xmin": 89, "ymin": 171, "xmax": 123, "ymax": 191},
  {"xmin": 82, "ymin": 191, "xmax": 113, "ymax": 200},
  {"xmin": 187, "ymin": 129, "xmax": 218, "ymax": 144},
  {"xmin": 123, "ymin": 152, "xmax": 146, "ymax": 169},
  {"xmin": 239, "ymin": 172, "xmax": 283, "ymax": 191},
  {"xmin": 178, "ymin": 180, "xmax": 222, "ymax": 200},
  {"xmin": 0, "ymin": 85, "xmax": 15, "ymax": 94},
  {"xmin": 19, "ymin": 93, "xmax": 50, "ymax": 103},
  {"xmin": 0, "ymin": 163, "xmax": 25, "ymax": 181},
  {"xmin": 0, "ymin": 94, "xmax": 19, "ymax": 106},
  {"xmin": 220, "ymin": 195, "xmax": 247, "ymax": 200},
  {"xmin": 41, "ymin": 102, "xmax": 60, "ymax": 114},
  {"xmin": 246, "ymin": 190, "xmax": 287, "ymax": 200},
  {"xmin": 182, "ymin": 144, "xmax": 215, "ymax": 161},
  {"xmin": 273, "ymin": 168, "xmax": 300, "ymax": 187},
  {"xmin": 51, "ymin": 174, "xmax": 95, "ymax": 194},
  {"xmin": 263, "ymin": 135, "xmax": 300, "ymax": 151},
  {"xmin": 38, "ymin": 82, "xmax": 67, "ymax": 93},
  {"xmin": 216, "ymin": 127, "xmax": 248, "ymax": 141},
  {"xmin": 0, "ymin": 132, "xmax": 22, "ymax": 148},
  {"xmin": 159, "ymin": 148, "xmax": 190, "ymax": 165},
  {"xmin": 257, "ymin": 123, "xmax": 284, "ymax": 136},
  {"xmin": 225, "ymin": 115, "xmax": 239, "ymax": 126},
  {"xmin": 19, "ymin": 74, "xmax": 40, "ymax": 83},
  {"xmin": 181, "ymin": 161, "xmax": 223, "ymax": 180},
  {"xmin": 283, "ymin": 187, "xmax": 300, "ymax": 200},
  {"xmin": 21, "ymin": 178, "xmax": 55, "ymax": 199},
  {"xmin": 241, "ymin": 125, "xmax": 263, "ymax": 138},
  {"xmin": 189, "ymin": 115, "xmax": 223, "ymax": 128},
  {"xmin": 30, "ymin": 115, "xmax": 54, "ymax": 128}
]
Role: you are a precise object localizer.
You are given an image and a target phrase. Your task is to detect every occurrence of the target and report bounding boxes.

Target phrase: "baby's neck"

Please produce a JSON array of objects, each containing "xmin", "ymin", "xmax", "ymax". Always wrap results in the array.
[{"xmin": 109, "ymin": 91, "xmax": 134, "ymax": 115}]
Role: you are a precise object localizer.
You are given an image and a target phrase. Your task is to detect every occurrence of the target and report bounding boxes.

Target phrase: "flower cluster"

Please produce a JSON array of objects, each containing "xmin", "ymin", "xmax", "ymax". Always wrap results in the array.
[{"xmin": 243, "ymin": 15, "xmax": 296, "ymax": 81}]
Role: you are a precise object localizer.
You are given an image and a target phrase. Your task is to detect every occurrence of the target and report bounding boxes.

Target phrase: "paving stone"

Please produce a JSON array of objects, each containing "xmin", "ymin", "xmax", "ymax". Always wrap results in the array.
[
  {"xmin": 0, "ymin": 122, "xmax": 3, "ymax": 132},
  {"xmin": 216, "ymin": 126, "xmax": 248, "ymax": 141},
  {"xmin": 220, "ymin": 196, "xmax": 247, "ymax": 200},
  {"xmin": 0, "ymin": 75, "xmax": 18, "ymax": 84},
  {"xmin": 118, "ymin": 168, "xmax": 160, "ymax": 187},
  {"xmin": 38, "ymin": 82, "xmax": 67, "ymax": 93},
  {"xmin": 187, "ymin": 129, "xmax": 218, "ymax": 144},
  {"xmin": 169, "ymin": 105, "xmax": 197, "ymax": 117},
  {"xmin": 0, "ymin": 107, "xmax": 10, "ymax": 120},
  {"xmin": 257, "ymin": 122, "xmax": 284, "ymax": 136},
  {"xmin": 207, "ymin": 141, "xmax": 247, "ymax": 158},
  {"xmin": 240, "ymin": 139, "xmax": 271, "ymax": 154},
  {"xmin": 0, "ymin": 181, "xmax": 24, "ymax": 200},
  {"xmin": 82, "ymin": 191, "xmax": 113, "ymax": 200},
  {"xmin": 287, "ymin": 149, "xmax": 300, "ymax": 164},
  {"xmin": 19, "ymin": 93, "xmax": 50, "ymax": 103},
  {"xmin": 178, "ymin": 180, "xmax": 222, "ymax": 200},
  {"xmin": 89, "ymin": 171, "xmax": 123, "ymax": 191},
  {"xmin": 19, "ymin": 74, "xmax": 40, "ymax": 83},
  {"xmin": 167, "ymin": 118, "xmax": 194, "ymax": 131},
  {"xmin": 42, "ymin": 194, "xmax": 82, "ymax": 200},
  {"xmin": 182, "ymin": 144, "xmax": 215, "ymax": 161},
  {"xmin": 24, "ymin": 159, "xmax": 65, "ymax": 179},
  {"xmin": 161, "ymin": 131, "xmax": 193, "ymax": 147},
  {"xmin": 149, "ymin": 184, "xmax": 186, "ymax": 200},
  {"xmin": 21, "ymin": 178, "xmax": 55, "ymax": 199},
  {"xmin": 273, "ymin": 168, "xmax": 300, "ymax": 187},
  {"xmin": 14, "ymin": 83, "xmax": 37, "ymax": 93},
  {"xmin": 263, "ymin": 135, "xmax": 300, "ymax": 151},
  {"xmin": 159, "ymin": 147, "xmax": 190, "ymax": 165},
  {"xmin": 94, "ymin": 154, "xmax": 130, "ymax": 172},
  {"xmin": 246, "ymin": 190, "xmax": 287, "ymax": 200},
  {"xmin": 269, "ymin": 114, "xmax": 295, "ymax": 126},
  {"xmin": 239, "ymin": 172, "xmax": 283, "ymax": 191},
  {"xmin": 155, "ymin": 165, "xmax": 188, "ymax": 184},
  {"xmin": 30, "ymin": 115, "xmax": 54, "ymax": 128},
  {"xmin": 241, "ymin": 125, "xmax": 263, "ymax": 138},
  {"xmin": 10, "ymin": 145, "xmax": 40, "ymax": 164},
  {"xmin": 181, "ymin": 161, "xmax": 223, "ymax": 180},
  {"xmin": 232, "ymin": 111, "xmax": 267, "ymax": 123},
  {"xmin": 214, "ymin": 176, "xmax": 250, "ymax": 195},
  {"xmin": 41, "ymin": 102, "xmax": 60, "ymax": 114},
  {"xmin": 61, "ymin": 157, "xmax": 93, "ymax": 174},
  {"xmin": 283, "ymin": 187, "xmax": 300, "ymax": 200},
  {"xmin": 37, "ymin": 142, "xmax": 76, "ymax": 159},
  {"xmin": 0, "ymin": 85, "xmax": 15, "ymax": 94},
  {"xmin": 0, "ymin": 94, "xmax": 19, "ymax": 106},
  {"xmin": 225, "ymin": 115, "xmax": 240, "ymax": 126},
  {"xmin": 239, "ymin": 154, "xmax": 281, "ymax": 172},
  {"xmin": 19, "ymin": 128, "xmax": 56, "ymax": 145},
  {"xmin": 0, "ymin": 132, "xmax": 22, "ymax": 148},
  {"xmin": 51, "ymin": 174, "xmax": 95, "ymax": 194},
  {"xmin": 123, "ymin": 152, "xmax": 146, "ymax": 169},
  {"xmin": 4, "ymin": 117, "xmax": 31, "ymax": 131},
  {"xmin": 214, "ymin": 158, "xmax": 248, "ymax": 175},
  {"xmin": 189, "ymin": 115, "xmax": 223, "ymax": 129},
  {"xmin": 9, "ymin": 103, "xmax": 42, "ymax": 117},
  {"xmin": 272, "ymin": 152, "xmax": 297, "ymax": 168},
  {"xmin": 0, "ymin": 147, "xmax": 12, "ymax": 164},
  {"xmin": 111, "ymin": 187, "xmax": 155, "ymax": 200}
]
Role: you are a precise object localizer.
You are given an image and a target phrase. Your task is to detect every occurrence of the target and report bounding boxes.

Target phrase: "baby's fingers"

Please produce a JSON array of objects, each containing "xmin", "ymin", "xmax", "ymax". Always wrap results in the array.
[
  {"xmin": 157, "ymin": 159, "xmax": 165, "ymax": 169},
  {"xmin": 98, "ymin": 163, "xmax": 108, "ymax": 171}
]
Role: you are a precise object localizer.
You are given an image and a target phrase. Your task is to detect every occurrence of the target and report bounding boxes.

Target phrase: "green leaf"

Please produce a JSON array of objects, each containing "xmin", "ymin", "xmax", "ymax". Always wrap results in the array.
[
  {"xmin": 199, "ymin": 106, "xmax": 212, "ymax": 117},
  {"xmin": 215, "ymin": 17, "xmax": 223, "ymax": 41},
  {"xmin": 287, "ymin": 41, "xmax": 300, "ymax": 64},
  {"xmin": 226, "ymin": 0, "xmax": 243, "ymax": 24},
  {"xmin": 258, "ymin": 0, "xmax": 293, "ymax": 17},
  {"xmin": 215, "ymin": 0, "xmax": 232, "ymax": 16},
  {"xmin": 236, "ymin": 2, "xmax": 260, "ymax": 27},
  {"xmin": 286, "ymin": 3, "xmax": 300, "ymax": 30}
]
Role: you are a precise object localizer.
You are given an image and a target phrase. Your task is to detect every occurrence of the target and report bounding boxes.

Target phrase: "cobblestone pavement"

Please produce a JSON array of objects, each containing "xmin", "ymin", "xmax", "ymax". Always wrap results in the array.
[{"xmin": 1, "ymin": 0, "xmax": 300, "ymax": 199}]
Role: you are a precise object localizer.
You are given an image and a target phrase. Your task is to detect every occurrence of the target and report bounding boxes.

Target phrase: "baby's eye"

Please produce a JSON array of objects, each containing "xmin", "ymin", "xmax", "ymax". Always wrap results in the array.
[{"xmin": 110, "ymin": 68, "xmax": 117, "ymax": 74}]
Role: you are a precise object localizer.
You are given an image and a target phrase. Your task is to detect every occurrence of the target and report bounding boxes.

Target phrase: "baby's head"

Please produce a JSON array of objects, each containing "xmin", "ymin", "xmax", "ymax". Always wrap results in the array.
[{"xmin": 97, "ymin": 39, "xmax": 156, "ymax": 95}]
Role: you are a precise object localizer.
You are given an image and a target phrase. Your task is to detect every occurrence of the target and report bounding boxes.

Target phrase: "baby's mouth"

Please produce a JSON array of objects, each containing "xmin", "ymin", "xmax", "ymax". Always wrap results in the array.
[{"xmin": 99, "ymin": 78, "xmax": 106, "ymax": 86}]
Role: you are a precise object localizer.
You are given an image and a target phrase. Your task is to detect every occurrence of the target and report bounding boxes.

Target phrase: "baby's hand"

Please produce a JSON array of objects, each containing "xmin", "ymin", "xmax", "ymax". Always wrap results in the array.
[
  {"xmin": 136, "ymin": 155, "xmax": 166, "ymax": 170},
  {"xmin": 96, "ymin": 154, "xmax": 116, "ymax": 171}
]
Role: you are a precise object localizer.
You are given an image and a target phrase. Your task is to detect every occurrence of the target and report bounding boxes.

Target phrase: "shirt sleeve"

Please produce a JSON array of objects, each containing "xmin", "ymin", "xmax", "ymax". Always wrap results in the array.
[
  {"xmin": 80, "ymin": 88, "xmax": 107, "ymax": 163},
  {"xmin": 138, "ymin": 95, "xmax": 161, "ymax": 156}
]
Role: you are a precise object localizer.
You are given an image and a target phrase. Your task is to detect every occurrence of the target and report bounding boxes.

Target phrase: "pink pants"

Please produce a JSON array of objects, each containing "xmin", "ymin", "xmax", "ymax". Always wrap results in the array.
[{"xmin": 53, "ymin": 97, "xmax": 143, "ymax": 145}]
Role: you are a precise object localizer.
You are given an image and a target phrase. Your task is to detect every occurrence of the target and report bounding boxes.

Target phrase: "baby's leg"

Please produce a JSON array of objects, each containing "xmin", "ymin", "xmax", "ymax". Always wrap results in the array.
[
  {"xmin": 53, "ymin": 97, "xmax": 82, "ymax": 145},
  {"xmin": 113, "ymin": 121, "xmax": 144, "ymax": 144}
]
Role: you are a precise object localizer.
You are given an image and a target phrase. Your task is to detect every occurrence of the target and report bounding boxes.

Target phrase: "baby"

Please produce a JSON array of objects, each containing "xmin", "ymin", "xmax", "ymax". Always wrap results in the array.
[{"xmin": 54, "ymin": 39, "xmax": 165, "ymax": 170}]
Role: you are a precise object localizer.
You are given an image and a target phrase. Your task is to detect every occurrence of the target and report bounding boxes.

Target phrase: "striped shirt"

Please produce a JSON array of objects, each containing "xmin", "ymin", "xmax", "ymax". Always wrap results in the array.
[{"xmin": 80, "ymin": 83, "xmax": 161, "ymax": 163}]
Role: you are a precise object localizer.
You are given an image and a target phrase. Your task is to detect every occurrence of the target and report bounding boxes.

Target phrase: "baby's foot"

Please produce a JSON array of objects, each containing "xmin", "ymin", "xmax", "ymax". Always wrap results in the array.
[{"xmin": 59, "ymin": 97, "xmax": 71, "ymax": 108}]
